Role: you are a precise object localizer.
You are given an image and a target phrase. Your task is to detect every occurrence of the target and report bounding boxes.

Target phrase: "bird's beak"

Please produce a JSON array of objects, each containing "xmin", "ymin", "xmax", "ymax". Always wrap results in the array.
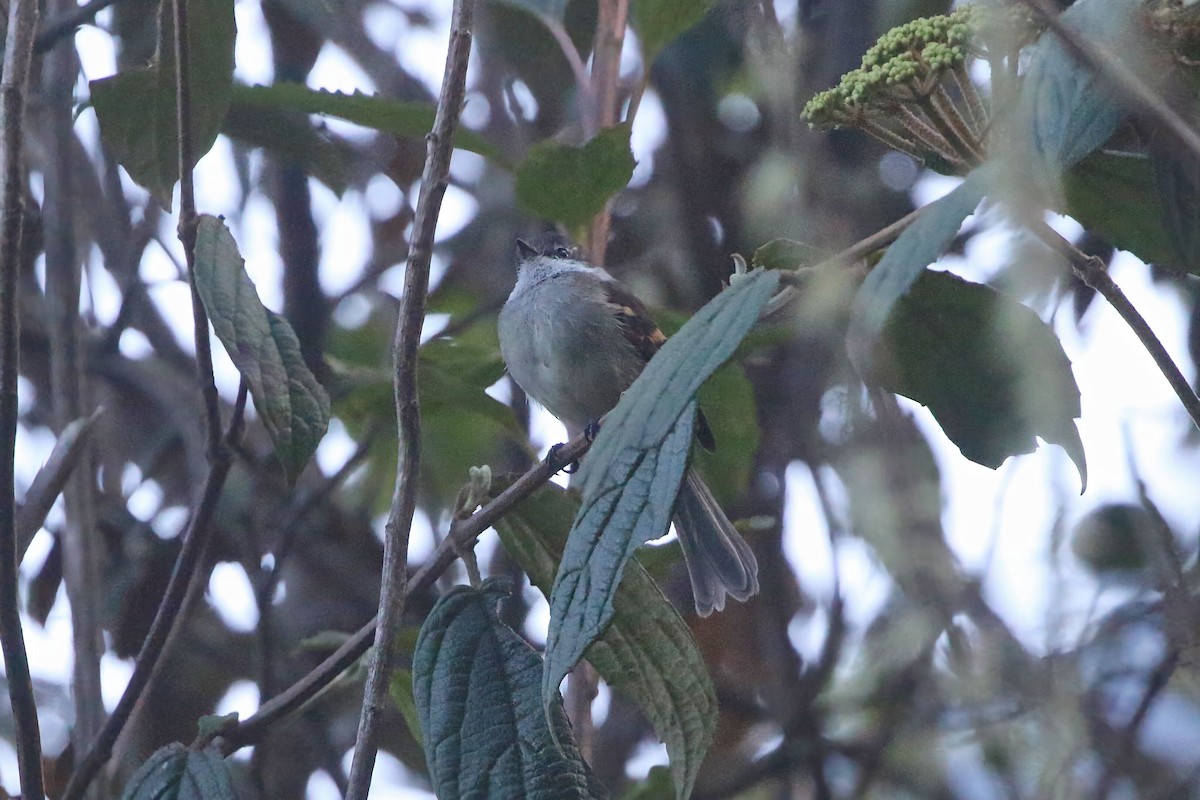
[{"xmin": 516, "ymin": 238, "xmax": 538, "ymax": 260}]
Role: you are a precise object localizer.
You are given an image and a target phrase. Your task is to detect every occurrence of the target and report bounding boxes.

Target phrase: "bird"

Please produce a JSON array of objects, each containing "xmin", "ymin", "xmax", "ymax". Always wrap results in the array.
[{"xmin": 497, "ymin": 231, "xmax": 759, "ymax": 615}]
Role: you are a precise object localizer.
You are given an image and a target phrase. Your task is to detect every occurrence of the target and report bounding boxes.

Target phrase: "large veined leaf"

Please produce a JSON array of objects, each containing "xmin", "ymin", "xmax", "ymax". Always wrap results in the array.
[
  {"xmin": 121, "ymin": 743, "xmax": 237, "ymax": 800},
  {"xmin": 497, "ymin": 482, "xmax": 716, "ymax": 800},
  {"xmin": 193, "ymin": 215, "xmax": 330, "ymax": 482},
  {"xmin": 869, "ymin": 270, "xmax": 1086, "ymax": 487},
  {"xmin": 91, "ymin": 0, "xmax": 235, "ymax": 209},
  {"xmin": 412, "ymin": 583, "xmax": 607, "ymax": 799},
  {"xmin": 543, "ymin": 269, "xmax": 779, "ymax": 723}
]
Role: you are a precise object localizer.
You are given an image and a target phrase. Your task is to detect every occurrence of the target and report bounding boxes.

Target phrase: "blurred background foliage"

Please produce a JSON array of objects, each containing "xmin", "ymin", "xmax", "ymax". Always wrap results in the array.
[{"xmin": 11, "ymin": 0, "xmax": 1200, "ymax": 797}]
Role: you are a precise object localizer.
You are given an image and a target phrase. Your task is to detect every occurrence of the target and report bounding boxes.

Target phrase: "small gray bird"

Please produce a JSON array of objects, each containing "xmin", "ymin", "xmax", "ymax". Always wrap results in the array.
[{"xmin": 497, "ymin": 232, "xmax": 759, "ymax": 615}]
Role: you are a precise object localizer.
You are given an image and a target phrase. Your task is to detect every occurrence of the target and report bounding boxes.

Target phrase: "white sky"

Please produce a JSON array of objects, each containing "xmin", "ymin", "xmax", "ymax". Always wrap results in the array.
[{"xmin": 7, "ymin": 1, "xmax": 1200, "ymax": 797}]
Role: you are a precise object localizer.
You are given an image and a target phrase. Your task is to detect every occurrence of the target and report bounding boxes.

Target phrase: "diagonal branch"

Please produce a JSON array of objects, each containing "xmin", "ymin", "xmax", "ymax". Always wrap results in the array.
[
  {"xmin": 0, "ymin": 0, "xmax": 44, "ymax": 790},
  {"xmin": 344, "ymin": 0, "xmax": 477, "ymax": 796}
]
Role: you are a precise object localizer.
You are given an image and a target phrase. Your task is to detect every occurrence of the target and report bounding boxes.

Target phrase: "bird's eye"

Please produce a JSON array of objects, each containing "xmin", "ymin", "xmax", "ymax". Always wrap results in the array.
[{"xmin": 555, "ymin": 246, "xmax": 570, "ymax": 258}]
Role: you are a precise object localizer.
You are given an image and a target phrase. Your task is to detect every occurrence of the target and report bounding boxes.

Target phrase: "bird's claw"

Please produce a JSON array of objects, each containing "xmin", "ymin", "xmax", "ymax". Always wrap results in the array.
[
  {"xmin": 584, "ymin": 420, "xmax": 601, "ymax": 442},
  {"xmin": 547, "ymin": 443, "xmax": 579, "ymax": 474}
]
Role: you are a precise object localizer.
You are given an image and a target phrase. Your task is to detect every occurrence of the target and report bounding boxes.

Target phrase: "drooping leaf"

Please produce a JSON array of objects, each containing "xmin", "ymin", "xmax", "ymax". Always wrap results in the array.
[
  {"xmin": 514, "ymin": 124, "xmax": 636, "ymax": 232},
  {"xmin": 1014, "ymin": 0, "xmax": 1163, "ymax": 171},
  {"xmin": 91, "ymin": 0, "xmax": 235, "ymax": 208},
  {"xmin": 1149, "ymin": 82, "xmax": 1200, "ymax": 276},
  {"xmin": 868, "ymin": 270, "xmax": 1086, "ymax": 487},
  {"xmin": 231, "ymin": 84, "xmax": 503, "ymax": 163},
  {"xmin": 543, "ymin": 269, "xmax": 780, "ymax": 720},
  {"xmin": 1063, "ymin": 151, "xmax": 1181, "ymax": 269},
  {"xmin": 848, "ymin": 169, "xmax": 989, "ymax": 373},
  {"xmin": 121, "ymin": 743, "xmax": 238, "ymax": 800},
  {"xmin": 412, "ymin": 583, "xmax": 607, "ymax": 800},
  {"xmin": 497, "ymin": 482, "xmax": 717, "ymax": 800},
  {"xmin": 193, "ymin": 215, "xmax": 330, "ymax": 482},
  {"xmin": 632, "ymin": 0, "xmax": 718, "ymax": 64}
]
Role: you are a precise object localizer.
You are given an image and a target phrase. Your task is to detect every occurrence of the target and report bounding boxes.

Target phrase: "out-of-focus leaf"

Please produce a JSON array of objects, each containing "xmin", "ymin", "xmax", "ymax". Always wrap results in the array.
[
  {"xmin": 496, "ymin": 483, "xmax": 717, "ymax": 800},
  {"xmin": 869, "ymin": 270, "xmax": 1086, "ymax": 487},
  {"xmin": 751, "ymin": 238, "xmax": 825, "ymax": 272},
  {"xmin": 231, "ymin": 83, "xmax": 503, "ymax": 163},
  {"xmin": 222, "ymin": 101, "xmax": 357, "ymax": 194},
  {"xmin": 1071, "ymin": 503, "xmax": 1154, "ymax": 574},
  {"xmin": 1063, "ymin": 151, "xmax": 1181, "ymax": 268},
  {"xmin": 389, "ymin": 668, "xmax": 424, "ymax": 749},
  {"xmin": 619, "ymin": 766, "xmax": 676, "ymax": 800},
  {"xmin": 412, "ymin": 583, "xmax": 607, "ymax": 800},
  {"xmin": 1014, "ymin": 0, "xmax": 1162, "ymax": 171},
  {"xmin": 514, "ymin": 124, "xmax": 635, "ymax": 232},
  {"xmin": 848, "ymin": 169, "xmax": 989, "ymax": 373},
  {"xmin": 488, "ymin": 0, "xmax": 569, "ymax": 22},
  {"xmin": 544, "ymin": 269, "xmax": 779, "ymax": 723},
  {"xmin": 193, "ymin": 215, "xmax": 330, "ymax": 482},
  {"xmin": 91, "ymin": 0, "xmax": 235, "ymax": 209},
  {"xmin": 121, "ymin": 743, "xmax": 237, "ymax": 799},
  {"xmin": 1149, "ymin": 82, "xmax": 1200, "ymax": 276},
  {"xmin": 632, "ymin": 0, "xmax": 717, "ymax": 63}
]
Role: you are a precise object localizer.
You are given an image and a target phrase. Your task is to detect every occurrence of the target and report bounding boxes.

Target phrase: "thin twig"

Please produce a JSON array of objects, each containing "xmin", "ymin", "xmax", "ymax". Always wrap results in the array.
[
  {"xmin": 542, "ymin": 15, "xmax": 593, "ymax": 126},
  {"xmin": 61, "ymin": 391, "xmax": 247, "ymax": 800},
  {"xmin": 1031, "ymin": 220, "xmax": 1200, "ymax": 432},
  {"xmin": 217, "ymin": 434, "xmax": 592, "ymax": 754},
  {"xmin": 17, "ymin": 408, "xmax": 102, "ymax": 561},
  {"xmin": 1093, "ymin": 649, "xmax": 1179, "ymax": 799},
  {"xmin": 1015, "ymin": 0, "xmax": 1200, "ymax": 163},
  {"xmin": 0, "ymin": 0, "xmax": 43, "ymax": 788},
  {"xmin": 344, "ymin": 1, "xmax": 476, "ymax": 795}
]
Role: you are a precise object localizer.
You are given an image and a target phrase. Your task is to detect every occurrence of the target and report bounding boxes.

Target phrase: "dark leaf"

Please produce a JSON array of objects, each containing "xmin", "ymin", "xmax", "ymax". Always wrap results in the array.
[
  {"xmin": 869, "ymin": 270, "xmax": 1086, "ymax": 487},
  {"xmin": 221, "ymin": 101, "xmax": 357, "ymax": 194},
  {"xmin": 1149, "ymin": 81, "xmax": 1200, "ymax": 275},
  {"xmin": 632, "ymin": 0, "xmax": 717, "ymax": 64},
  {"xmin": 121, "ymin": 743, "xmax": 238, "ymax": 800},
  {"xmin": 488, "ymin": 0, "xmax": 569, "ymax": 23},
  {"xmin": 412, "ymin": 583, "xmax": 607, "ymax": 800},
  {"xmin": 231, "ymin": 83, "xmax": 503, "ymax": 163},
  {"xmin": 193, "ymin": 215, "xmax": 330, "ymax": 482},
  {"xmin": 514, "ymin": 124, "xmax": 636, "ymax": 232},
  {"xmin": 543, "ymin": 269, "xmax": 780, "ymax": 718},
  {"xmin": 497, "ymin": 483, "xmax": 717, "ymax": 800},
  {"xmin": 91, "ymin": 0, "xmax": 235, "ymax": 208}
]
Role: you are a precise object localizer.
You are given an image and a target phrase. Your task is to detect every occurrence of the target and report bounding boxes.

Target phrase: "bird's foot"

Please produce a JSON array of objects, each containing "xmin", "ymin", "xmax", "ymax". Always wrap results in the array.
[{"xmin": 547, "ymin": 443, "xmax": 579, "ymax": 474}]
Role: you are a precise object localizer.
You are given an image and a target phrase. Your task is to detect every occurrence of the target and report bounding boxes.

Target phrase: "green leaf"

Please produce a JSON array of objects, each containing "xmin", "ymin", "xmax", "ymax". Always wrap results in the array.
[
  {"xmin": 412, "ymin": 583, "xmax": 607, "ymax": 800},
  {"xmin": 869, "ymin": 270, "xmax": 1086, "ymax": 487},
  {"xmin": 544, "ymin": 269, "xmax": 780, "ymax": 721},
  {"xmin": 91, "ymin": 0, "xmax": 235, "ymax": 209},
  {"xmin": 1149, "ymin": 86, "xmax": 1200, "ymax": 275},
  {"xmin": 1014, "ymin": 0, "xmax": 1158, "ymax": 170},
  {"xmin": 848, "ymin": 170, "xmax": 989, "ymax": 373},
  {"xmin": 231, "ymin": 84, "xmax": 503, "ymax": 163},
  {"xmin": 1063, "ymin": 151, "xmax": 1182, "ymax": 269},
  {"xmin": 619, "ymin": 767, "xmax": 676, "ymax": 800},
  {"xmin": 632, "ymin": 0, "xmax": 717, "ymax": 63},
  {"xmin": 389, "ymin": 668, "xmax": 424, "ymax": 749},
  {"xmin": 497, "ymin": 483, "xmax": 717, "ymax": 800},
  {"xmin": 122, "ymin": 743, "xmax": 238, "ymax": 799},
  {"xmin": 193, "ymin": 215, "xmax": 330, "ymax": 482},
  {"xmin": 515, "ymin": 124, "xmax": 636, "ymax": 232}
]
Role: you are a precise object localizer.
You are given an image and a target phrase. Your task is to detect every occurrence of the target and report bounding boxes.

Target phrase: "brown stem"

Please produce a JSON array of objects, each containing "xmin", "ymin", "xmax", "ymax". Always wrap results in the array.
[
  {"xmin": 919, "ymin": 92, "xmax": 984, "ymax": 166},
  {"xmin": 859, "ymin": 119, "xmax": 930, "ymax": 162},
  {"xmin": 344, "ymin": 1, "xmax": 476, "ymax": 796},
  {"xmin": 0, "ymin": 0, "xmax": 42, "ymax": 790},
  {"xmin": 585, "ymin": 0, "xmax": 628, "ymax": 265},
  {"xmin": 951, "ymin": 63, "xmax": 989, "ymax": 138},
  {"xmin": 16, "ymin": 409, "xmax": 101, "ymax": 561},
  {"xmin": 894, "ymin": 103, "xmax": 963, "ymax": 166},
  {"xmin": 1032, "ymin": 220, "xmax": 1200, "ymax": 432}
]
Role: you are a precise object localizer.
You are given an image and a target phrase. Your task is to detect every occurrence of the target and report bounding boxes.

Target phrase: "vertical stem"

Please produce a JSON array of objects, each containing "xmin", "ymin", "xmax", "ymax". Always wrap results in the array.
[
  {"xmin": 585, "ymin": 0, "xmax": 628, "ymax": 265},
  {"xmin": 41, "ymin": 16, "xmax": 108, "ymax": 788},
  {"xmin": 0, "ymin": 0, "xmax": 42, "ymax": 792},
  {"xmin": 344, "ymin": 1, "xmax": 476, "ymax": 797}
]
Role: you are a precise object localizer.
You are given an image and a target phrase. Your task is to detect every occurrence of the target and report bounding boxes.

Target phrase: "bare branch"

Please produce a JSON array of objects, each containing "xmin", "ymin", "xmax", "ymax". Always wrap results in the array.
[
  {"xmin": 17, "ymin": 408, "xmax": 102, "ymax": 561},
  {"xmin": 344, "ymin": 0, "xmax": 477, "ymax": 795},
  {"xmin": 0, "ymin": 0, "xmax": 44, "ymax": 787}
]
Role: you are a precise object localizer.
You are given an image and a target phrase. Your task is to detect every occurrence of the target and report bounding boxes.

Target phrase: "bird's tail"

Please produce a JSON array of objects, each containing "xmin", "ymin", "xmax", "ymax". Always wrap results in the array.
[{"xmin": 674, "ymin": 469, "xmax": 759, "ymax": 616}]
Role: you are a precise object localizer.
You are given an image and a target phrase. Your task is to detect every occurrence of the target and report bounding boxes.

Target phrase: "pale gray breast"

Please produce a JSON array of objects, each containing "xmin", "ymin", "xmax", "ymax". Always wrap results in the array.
[{"xmin": 498, "ymin": 270, "xmax": 644, "ymax": 430}]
